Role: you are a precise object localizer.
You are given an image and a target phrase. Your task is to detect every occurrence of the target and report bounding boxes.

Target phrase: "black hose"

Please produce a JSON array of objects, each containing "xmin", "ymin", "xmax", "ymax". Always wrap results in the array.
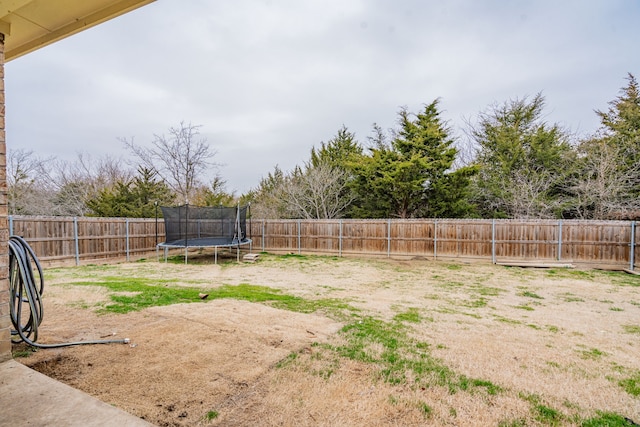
[{"xmin": 9, "ymin": 235, "xmax": 129, "ymax": 348}]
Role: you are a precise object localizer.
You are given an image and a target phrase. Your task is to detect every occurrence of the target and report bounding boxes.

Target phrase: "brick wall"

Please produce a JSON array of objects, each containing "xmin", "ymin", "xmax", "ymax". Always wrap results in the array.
[{"xmin": 0, "ymin": 32, "xmax": 10, "ymax": 362}]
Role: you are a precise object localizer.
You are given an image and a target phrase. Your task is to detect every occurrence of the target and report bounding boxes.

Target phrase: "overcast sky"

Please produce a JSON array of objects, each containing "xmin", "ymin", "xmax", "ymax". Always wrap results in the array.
[{"xmin": 5, "ymin": 0, "xmax": 640, "ymax": 195}]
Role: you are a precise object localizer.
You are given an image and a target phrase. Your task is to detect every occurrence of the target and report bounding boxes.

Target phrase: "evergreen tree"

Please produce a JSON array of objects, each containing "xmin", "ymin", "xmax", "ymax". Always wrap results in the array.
[
  {"xmin": 351, "ymin": 100, "xmax": 475, "ymax": 218},
  {"xmin": 191, "ymin": 176, "xmax": 236, "ymax": 207},
  {"xmin": 86, "ymin": 167, "xmax": 174, "ymax": 217},
  {"xmin": 470, "ymin": 94, "xmax": 575, "ymax": 218}
]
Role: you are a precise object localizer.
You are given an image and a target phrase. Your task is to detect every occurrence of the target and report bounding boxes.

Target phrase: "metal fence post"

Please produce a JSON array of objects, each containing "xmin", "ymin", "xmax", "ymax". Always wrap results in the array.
[
  {"xmin": 491, "ymin": 219, "xmax": 496, "ymax": 264},
  {"xmin": 126, "ymin": 218, "xmax": 130, "ymax": 262},
  {"xmin": 631, "ymin": 221, "xmax": 636, "ymax": 272},
  {"xmin": 387, "ymin": 219, "xmax": 391, "ymax": 258},
  {"xmin": 433, "ymin": 219, "xmax": 437, "ymax": 260},
  {"xmin": 297, "ymin": 220, "xmax": 301, "ymax": 255},
  {"xmin": 262, "ymin": 219, "xmax": 265, "ymax": 252},
  {"xmin": 8, "ymin": 215, "xmax": 13, "ymax": 236},
  {"xmin": 339, "ymin": 219, "xmax": 343, "ymax": 257},
  {"xmin": 558, "ymin": 220, "xmax": 563, "ymax": 261},
  {"xmin": 73, "ymin": 217, "xmax": 80, "ymax": 266}
]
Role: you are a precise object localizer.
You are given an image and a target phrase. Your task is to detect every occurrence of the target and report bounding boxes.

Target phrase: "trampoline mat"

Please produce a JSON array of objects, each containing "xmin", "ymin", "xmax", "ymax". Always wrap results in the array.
[{"xmin": 159, "ymin": 237, "xmax": 252, "ymax": 248}]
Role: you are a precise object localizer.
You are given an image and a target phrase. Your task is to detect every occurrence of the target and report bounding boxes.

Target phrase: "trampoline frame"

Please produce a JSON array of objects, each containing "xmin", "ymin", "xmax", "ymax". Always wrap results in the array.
[{"xmin": 156, "ymin": 204, "xmax": 252, "ymax": 264}]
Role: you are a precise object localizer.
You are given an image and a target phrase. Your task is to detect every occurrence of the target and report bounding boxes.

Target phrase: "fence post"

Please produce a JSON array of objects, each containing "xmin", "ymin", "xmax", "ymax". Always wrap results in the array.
[
  {"xmin": 339, "ymin": 219, "xmax": 343, "ymax": 257},
  {"xmin": 297, "ymin": 220, "xmax": 301, "ymax": 255},
  {"xmin": 387, "ymin": 219, "xmax": 391, "ymax": 258},
  {"xmin": 8, "ymin": 215, "xmax": 12, "ymax": 236},
  {"xmin": 126, "ymin": 218, "xmax": 130, "ymax": 262},
  {"xmin": 558, "ymin": 220, "xmax": 563, "ymax": 261},
  {"xmin": 491, "ymin": 219, "xmax": 496, "ymax": 264},
  {"xmin": 73, "ymin": 217, "xmax": 80, "ymax": 266},
  {"xmin": 261, "ymin": 220, "xmax": 265, "ymax": 253},
  {"xmin": 631, "ymin": 221, "xmax": 636, "ymax": 272},
  {"xmin": 433, "ymin": 219, "xmax": 437, "ymax": 260}
]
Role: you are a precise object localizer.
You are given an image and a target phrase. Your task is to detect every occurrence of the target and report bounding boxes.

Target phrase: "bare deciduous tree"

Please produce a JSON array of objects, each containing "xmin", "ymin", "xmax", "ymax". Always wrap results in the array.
[
  {"xmin": 569, "ymin": 139, "xmax": 640, "ymax": 219},
  {"xmin": 123, "ymin": 122, "xmax": 217, "ymax": 204},
  {"xmin": 50, "ymin": 153, "xmax": 132, "ymax": 216},
  {"xmin": 7, "ymin": 148, "xmax": 55, "ymax": 215},
  {"xmin": 281, "ymin": 162, "xmax": 355, "ymax": 219}
]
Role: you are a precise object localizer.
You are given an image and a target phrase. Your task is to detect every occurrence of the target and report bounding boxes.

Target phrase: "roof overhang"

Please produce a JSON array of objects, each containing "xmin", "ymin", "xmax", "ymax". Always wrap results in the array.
[{"xmin": 1, "ymin": 0, "xmax": 155, "ymax": 61}]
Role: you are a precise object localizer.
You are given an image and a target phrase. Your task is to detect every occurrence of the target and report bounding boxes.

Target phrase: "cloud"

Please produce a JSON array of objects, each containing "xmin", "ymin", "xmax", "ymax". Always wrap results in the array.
[{"xmin": 5, "ymin": 0, "xmax": 640, "ymax": 193}]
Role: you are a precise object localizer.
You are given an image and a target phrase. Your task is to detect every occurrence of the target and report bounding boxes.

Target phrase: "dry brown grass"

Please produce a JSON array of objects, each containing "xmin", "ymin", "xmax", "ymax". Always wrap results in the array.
[{"xmin": 15, "ymin": 253, "xmax": 640, "ymax": 426}]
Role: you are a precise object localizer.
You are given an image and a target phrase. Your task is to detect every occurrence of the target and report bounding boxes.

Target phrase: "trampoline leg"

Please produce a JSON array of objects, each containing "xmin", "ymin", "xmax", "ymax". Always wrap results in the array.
[
  {"xmin": 164, "ymin": 247, "xmax": 168, "ymax": 263},
  {"xmin": 185, "ymin": 247, "xmax": 188, "ymax": 264},
  {"xmin": 237, "ymin": 246, "xmax": 239, "ymax": 262},
  {"xmin": 215, "ymin": 247, "xmax": 218, "ymax": 264}
]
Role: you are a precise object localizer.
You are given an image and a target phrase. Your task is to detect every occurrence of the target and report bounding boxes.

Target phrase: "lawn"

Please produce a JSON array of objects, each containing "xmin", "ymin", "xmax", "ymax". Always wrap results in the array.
[{"xmin": 14, "ymin": 252, "xmax": 640, "ymax": 426}]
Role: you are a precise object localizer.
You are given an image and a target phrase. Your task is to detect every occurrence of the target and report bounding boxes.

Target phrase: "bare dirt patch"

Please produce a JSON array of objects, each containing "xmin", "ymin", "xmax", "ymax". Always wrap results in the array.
[{"xmin": 14, "ymin": 253, "xmax": 640, "ymax": 426}]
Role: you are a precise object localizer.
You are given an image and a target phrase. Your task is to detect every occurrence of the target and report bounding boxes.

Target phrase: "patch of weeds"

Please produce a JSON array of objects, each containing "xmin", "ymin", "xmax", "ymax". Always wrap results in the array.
[
  {"xmin": 498, "ymin": 419, "xmax": 527, "ymax": 427},
  {"xmin": 438, "ymin": 281, "xmax": 465, "ymax": 289},
  {"xmin": 519, "ymin": 290, "xmax": 544, "ymax": 299},
  {"xmin": 600, "ymin": 299, "xmax": 614, "ymax": 304},
  {"xmin": 12, "ymin": 344, "xmax": 37, "ymax": 358},
  {"xmin": 393, "ymin": 308, "xmax": 421, "ymax": 323},
  {"xmin": 604, "ymin": 271, "xmax": 640, "ymax": 287},
  {"xmin": 527, "ymin": 323, "xmax": 541, "ymax": 330},
  {"xmin": 546, "ymin": 361, "xmax": 561, "ymax": 368},
  {"xmin": 561, "ymin": 293, "xmax": 585, "ymax": 303},
  {"xmin": 630, "ymin": 301, "xmax": 640, "ymax": 307},
  {"xmin": 619, "ymin": 371, "xmax": 640, "ymax": 396},
  {"xmin": 623, "ymin": 325, "xmax": 640, "ymax": 334},
  {"xmin": 462, "ymin": 297, "xmax": 488, "ymax": 309},
  {"xmin": 469, "ymin": 284, "xmax": 503, "ymax": 296},
  {"xmin": 446, "ymin": 264, "xmax": 462, "ymax": 270},
  {"xmin": 276, "ymin": 352, "xmax": 298, "ymax": 368},
  {"xmin": 579, "ymin": 348, "xmax": 607, "ymax": 360},
  {"xmin": 458, "ymin": 376, "xmax": 502, "ymax": 395},
  {"xmin": 205, "ymin": 410, "xmax": 219, "ymax": 421},
  {"xmin": 419, "ymin": 402, "xmax": 432, "ymax": 417},
  {"xmin": 533, "ymin": 404, "xmax": 563, "ymax": 425},
  {"xmin": 514, "ymin": 304, "xmax": 535, "ymax": 311},
  {"xmin": 581, "ymin": 411, "xmax": 639, "ymax": 427},
  {"xmin": 520, "ymin": 392, "xmax": 563, "ymax": 425},
  {"xmin": 547, "ymin": 325, "xmax": 560, "ymax": 333},
  {"xmin": 331, "ymin": 316, "xmax": 499, "ymax": 395},
  {"xmin": 609, "ymin": 306, "xmax": 624, "ymax": 312},
  {"xmin": 492, "ymin": 315, "xmax": 522, "ymax": 325},
  {"xmin": 547, "ymin": 269, "xmax": 594, "ymax": 280}
]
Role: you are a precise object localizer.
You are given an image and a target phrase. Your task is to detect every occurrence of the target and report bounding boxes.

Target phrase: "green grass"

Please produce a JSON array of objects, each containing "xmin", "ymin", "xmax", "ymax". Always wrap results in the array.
[
  {"xmin": 534, "ymin": 404, "xmax": 562, "ymax": 425},
  {"xmin": 619, "ymin": 371, "xmax": 640, "ymax": 397},
  {"xmin": 581, "ymin": 411, "xmax": 639, "ymax": 427},
  {"xmin": 205, "ymin": 410, "xmax": 219, "ymax": 420},
  {"xmin": 579, "ymin": 348, "xmax": 607, "ymax": 360},
  {"xmin": 622, "ymin": 325, "xmax": 640, "ymax": 335},
  {"xmin": 322, "ymin": 315, "xmax": 500, "ymax": 395},
  {"xmin": 71, "ymin": 277, "xmax": 354, "ymax": 317},
  {"xmin": 519, "ymin": 290, "xmax": 544, "ymax": 299},
  {"xmin": 393, "ymin": 308, "xmax": 422, "ymax": 323}
]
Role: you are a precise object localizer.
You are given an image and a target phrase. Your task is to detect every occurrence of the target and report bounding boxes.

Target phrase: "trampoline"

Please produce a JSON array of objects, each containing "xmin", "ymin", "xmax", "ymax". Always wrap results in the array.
[{"xmin": 156, "ymin": 204, "xmax": 252, "ymax": 264}]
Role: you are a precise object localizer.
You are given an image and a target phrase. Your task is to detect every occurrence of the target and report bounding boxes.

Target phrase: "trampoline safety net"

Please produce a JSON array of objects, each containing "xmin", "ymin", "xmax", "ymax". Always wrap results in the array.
[{"xmin": 160, "ymin": 204, "xmax": 250, "ymax": 247}]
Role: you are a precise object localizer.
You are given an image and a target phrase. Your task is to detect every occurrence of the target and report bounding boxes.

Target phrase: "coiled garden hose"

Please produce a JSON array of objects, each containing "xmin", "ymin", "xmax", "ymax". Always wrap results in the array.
[{"xmin": 9, "ymin": 235, "xmax": 129, "ymax": 348}]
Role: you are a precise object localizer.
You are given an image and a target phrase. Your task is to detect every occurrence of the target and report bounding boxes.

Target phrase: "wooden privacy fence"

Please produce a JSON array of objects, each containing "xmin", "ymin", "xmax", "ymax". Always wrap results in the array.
[
  {"xmin": 9, "ymin": 216, "xmax": 163, "ymax": 266},
  {"xmin": 7, "ymin": 216, "xmax": 639, "ymax": 271},
  {"xmin": 249, "ymin": 219, "xmax": 639, "ymax": 271}
]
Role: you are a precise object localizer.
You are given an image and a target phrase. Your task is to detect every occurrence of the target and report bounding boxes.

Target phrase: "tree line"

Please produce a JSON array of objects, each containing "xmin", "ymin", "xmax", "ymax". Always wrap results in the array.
[{"xmin": 8, "ymin": 74, "xmax": 640, "ymax": 220}]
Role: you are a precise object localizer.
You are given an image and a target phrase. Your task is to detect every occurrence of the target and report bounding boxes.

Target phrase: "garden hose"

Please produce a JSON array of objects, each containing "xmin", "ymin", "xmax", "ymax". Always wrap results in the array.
[{"xmin": 8, "ymin": 235, "xmax": 129, "ymax": 348}]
